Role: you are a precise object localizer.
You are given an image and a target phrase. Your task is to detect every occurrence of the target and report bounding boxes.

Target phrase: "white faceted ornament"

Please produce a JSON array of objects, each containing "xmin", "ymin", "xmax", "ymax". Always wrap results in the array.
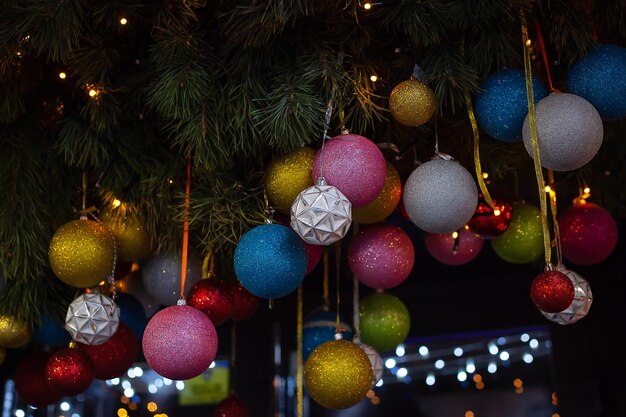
[
  {"xmin": 290, "ymin": 178, "xmax": 352, "ymax": 245},
  {"xmin": 541, "ymin": 267, "xmax": 592, "ymax": 325},
  {"xmin": 65, "ymin": 292, "xmax": 120, "ymax": 345},
  {"xmin": 355, "ymin": 341, "xmax": 384, "ymax": 385}
]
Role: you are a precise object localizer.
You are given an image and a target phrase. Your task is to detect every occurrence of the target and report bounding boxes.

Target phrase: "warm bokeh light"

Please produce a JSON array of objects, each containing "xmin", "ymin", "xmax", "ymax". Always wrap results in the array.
[
  {"xmin": 513, "ymin": 378, "xmax": 523, "ymax": 388},
  {"xmin": 147, "ymin": 402, "xmax": 158, "ymax": 412},
  {"xmin": 59, "ymin": 72, "xmax": 67, "ymax": 79},
  {"xmin": 452, "ymin": 231, "xmax": 459, "ymax": 239},
  {"xmin": 117, "ymin": 408, "xmax": 128, "ymax": 417},
  {"xmin": 89, "ymin": 89, "xmax": 98, "ymax": 97},
  {"xmin": 128, "ymin": 403, "xmax": 138, "ymax": 411},
  {"xmin": 370, "ymin": 74, "xmax": 378, "ymax": 82},
  {"xmin": 363, "ymin": 2, "xmax": 372, "ymax": 10},
  {"xmin": 482, "ymin": 172, "xmax": 489, "ymax": 179},
  {"xmin": 112, "ymin": 198, "xmax": 122, "ymax": 208},
  {"xmin": 472, "ymin": 374, "xmax": 482, "ymax": 382},
  {"xmin": 120, "ymin": 395, "xmax": 130, "ymax": 404},
  {"xmin": 583, "ymin": 186, "xmax": 590, "ymax": 194},
  {"xmin": 494, "ymin": 209, "xmax": 501, "ymax": 216},
  {"xmin": 120, "ymin": 18, "xmax": 128, "ymax": 25},
  {"xmin": 545, "ymin": 185, "xmax": 552, "ymax": 193},
  {"xmin": 465, "ymin": 411, "xmax": 475, "ymax": 417}
]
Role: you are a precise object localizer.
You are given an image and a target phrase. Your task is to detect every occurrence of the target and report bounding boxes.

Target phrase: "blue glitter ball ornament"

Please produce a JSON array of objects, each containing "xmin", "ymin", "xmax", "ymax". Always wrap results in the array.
[
  {"xmin": 33, "ymin": 313, "xmax": 72, "ymax": 347},
  {"xmin": 115, "ymin": 293, "xmax": 147, "ymax": 340},
  {"xmin": 303, "ymin": 309, "xmax": 353, "ymax": 361},
  {"xmin": 568, "ymin": 44, "xmax": 626, "ymax": 120},
  {"xmin": 234, "ymin": 223, "xmax": 307, "ymax": 299},
  {"xmin": 475, "ymin": 68, "xmax": 548, "ymax": 142}
]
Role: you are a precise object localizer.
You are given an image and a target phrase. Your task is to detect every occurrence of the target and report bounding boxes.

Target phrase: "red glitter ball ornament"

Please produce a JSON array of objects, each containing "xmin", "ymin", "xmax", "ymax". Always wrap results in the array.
[
  {"xmin": 46, "ymin": 347, "xmax": 94, "ymax": 396},
  {"xmin": 230, "ymin": 280, "xmax": 259, "ymax": 321},
  {"xmin": 77, "ymin": 323, "xmax": 138, "ymax": 380},
  {"xmin": 214, "ymin": 396, "xmax": 251, "ymax": 417},
  {"xmin": 530, "ymin": 270, "xmax": 575, "ymax": 313},
  {"xmin": 14, "ymin": 353, "xmax": 62, "ymax": 407},
  {"xmin": 188, "ymin": 280, "xmax": 235, "ymax": 325},
  {"xmin": 467, "ymin": 195, "xmax": 512, "ymax": 239}
]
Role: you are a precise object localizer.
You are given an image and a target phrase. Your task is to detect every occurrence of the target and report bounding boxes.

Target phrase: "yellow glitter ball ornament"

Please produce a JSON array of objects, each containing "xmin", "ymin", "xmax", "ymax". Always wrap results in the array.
[
  {"xmin": 48, "ymin": 219, "xmax": 114, "ymax": 288},
  {"xmin": 304, "ymin": 339, "xmax": 372, "ymax": 409},
  {"xmin": 353, "ymin": 162, "xmax": 401, "ymax": 224},
  {"xmin": 101, "ymin": 210, "xmax": 152, "ymax": 262},
  {"xmin": 0, "ymin": 314, "xmax": 31, "ymax": 348},
  {"xmin": 264, "ymin": 147, "xmax": 316, "ymax": 214},
  {"xmin": 389, "ymin": 79, "xmax": 436, "ymax": 127}
]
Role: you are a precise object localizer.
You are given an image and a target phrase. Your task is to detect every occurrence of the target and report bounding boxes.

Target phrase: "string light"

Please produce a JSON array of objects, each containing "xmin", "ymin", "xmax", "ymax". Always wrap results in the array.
[
  {"xmin": 526, "ymin": 39, "xmax": 532, "ymax": 47},
  {"xmin": 482, "ymin": 172, "xmax": 489, "ymax": 179},
  {"xmin": 120, "ymin": 18, "xmax": 128, "ymax": 25},
  {"xmin": 370, "ymin": 74, "xmax": 379, "ymax": 82},
  {"xmin": 493, "ymin": 209, "xmax": 501, "ymax": 216},
  {"xmin": 452, "ymin": 231, "xmax": 459, "ymax": 239},
  {"xmin": 363, "ymin": 2, "xmax": 372, "ymax": 9},
  {"xmin": 545, "ymin": 185, "xmax": 552, "ymax": 193},
  {"xmin": 112, "ymin": 199, "xmax": 122, "ymax": 208},
  {"xmin": 59, "ymin": 72, "xmax": 67, "ymax": 79},
  {"xmin": 583, "ymin": 186, "xmax": 590, "ymax": 194},
  {"xmin": 89, "ymin": 89, "xmax": 98, "ymax": 98}
]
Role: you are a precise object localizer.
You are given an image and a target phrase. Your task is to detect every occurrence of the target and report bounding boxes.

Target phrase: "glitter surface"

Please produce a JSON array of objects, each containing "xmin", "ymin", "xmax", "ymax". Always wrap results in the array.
[
  {"xmin": 78, "ymin": 323, "xmax": 138, "ymax": 380},
  {"xmin": 48, "ymin": 219, "xmax": 114, "ymax": 288},
  {"xmin": 491, "ymin": 203, "xmax": 544, "ymax": 264},
  {"xmin": 187, "ymin": 279, "xmax": 234, "ymax": 325},
  {"xmin": 389, "ymin": 79, "xmax": 436, "ymax": 127},
  {"xmin": 234, "ymin": 224, "xmax": 306, "ymax": 299},
  {"xmin": 531, "ymin": 270, "xmax": 575, "ymax": 313},
  {"xmin": 558, "ymin": 203, "xmax": 618, "ymax": 266},
  {"xmin": 355, "ymin": 342, "xmax": 384, "ymax": 384},
  {"xmin": 304, "ymin": 339, "xmax": 372, "ymax": 409},
  {"xmin": 467, "ymin": 196, "xmax": 513, "ymax": 239},
  {"xmin": 359, "ymin": 292, "xmax": 410, "ymax": 353},
  {"xmin": 353, "ymin": 162, "xmax": 402, "ymax": 224},
  {"xmin": 214, "ymin": 396, "xmax": 251, "ymax": 417},
  {"xmin": 305, "ymin": 243, "xmax": 323, "ymax": 274},
  {"xmin": 424, "ymin": 227, "xmax": 484, "ymax": 266},
  {"xmin": 229, "ymin": 280, "xmax": 259, "ymax": 321},
  {"xmin": 312, "ymin": 134, "xmax": 386, "ymax": 208},
  {"xmin": 143, "ymin": 305, "xmax": 218, "ymax": 380},
  {"xmin": 65, "ymin": 292, "xmax": 120, "ymax": 345},
  {"xmin": 142, "ymin": 252, "xmax": 202, "ymax": 306},
  {"xmin": 522, "ymin": 93, "xmax": 603, "ymax": 171},
  {"xmin": 303, "ymin": 310, "xmax": 353, "ymax": 361},
  {"xmin": 46, "ymin": 347, "xmax": 95, "ymax": 396},
  {"xmin": 475, "ymin": 68, "xmax": 548, "ymax": 142},
  {"xmin": 0, "ymin": 314, "xmax": 31, "ymax": 348},
  {"xmin": 403, "ymin": 158, "xmax": 478, "ymax": 234},
  {"xmin": 14, "ymin": 353, "xmax": 62, "ymax": 407},
  {"xmin": 541, "ymin": 268, "xmax": 593, "ymax": 325},
  {"xmin": 102, "ymin": 210, "xmax": 152, "ymax": 262},
  {"xmin": 348, "ymin": 224, "xmax": 414, "ymax": 289},
  {"xmin": 264, "ymin": 146, "xmax": 316, "ymax": 214},
  {"xmin": 568, "ymin": 44, "xmax": 626, "ymax": 120}
]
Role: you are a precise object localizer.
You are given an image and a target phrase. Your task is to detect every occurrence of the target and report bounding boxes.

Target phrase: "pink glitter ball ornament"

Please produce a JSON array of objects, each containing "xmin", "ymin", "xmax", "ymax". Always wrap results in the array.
[
  {"xmin": 348, "ymin": 224, "xmax": 415, "ymax": 289},
  {"xmin": 312, "ymin": 134, "xmax": 387, "ymax": 208},
  {"xmin": 142, "ymin": 305, "xmax": 218, "ymax": 380},
  {"xmin": 424, "ymin": 227, "xmax": 484, "ymax": 266}
]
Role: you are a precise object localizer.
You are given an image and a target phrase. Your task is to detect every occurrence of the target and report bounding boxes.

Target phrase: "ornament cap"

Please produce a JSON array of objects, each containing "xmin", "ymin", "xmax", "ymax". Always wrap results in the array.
[
  {"xmin": 334, "ymin": 332, "xmax": 344, "ymax": 340},
  {"xmin": 316, "ymin": 177, "xmax": 327, "ymax": 186},
  {"xmin": 433, "ymin": 151, "xmax": 454, "ymax": 161},
  {"xmin": 177, "ymin": 298, "xmax": 186, "ymax": 306}
]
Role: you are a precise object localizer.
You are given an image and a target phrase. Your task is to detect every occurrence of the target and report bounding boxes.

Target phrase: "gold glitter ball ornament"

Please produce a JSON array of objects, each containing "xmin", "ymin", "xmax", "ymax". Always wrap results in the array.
[
  {"xmin": 389, "ymin": 79, "xmax": 436, "ymax": 127},
  {"xmin": 48, "ymin": 219, "xmax": 114, "ymax": 288},
  {"xmin": 353, "ymin": 162, "xmax": 401, "ymax": 224},
  {"xmin": 0, "ymin": 314, "xmax": 32, "ymax": 348},
  {"xmin": 304, "ymin": 339, "xmax": 372, "ymax": 409},
  {"xmin": 101, "ymin": 210, "xmax": 152, "ymax": 262},
  {"xmin": 264, "ymin": 146, "xmax": 316, "ymax": 214}
]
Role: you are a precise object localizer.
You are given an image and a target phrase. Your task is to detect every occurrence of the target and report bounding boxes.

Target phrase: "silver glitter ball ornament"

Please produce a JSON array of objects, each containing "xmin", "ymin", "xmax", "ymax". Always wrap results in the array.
[
  {"xmin": 65, "ymin": 292, "xmax": 120, "ymax": 345},
  {"xmin": 541, "ymin": 267, "xmax": 592, "ymax": 325},
  {"xmin": 290, "ymin": 178, "xmax": 352, "ymax": 245},
  {"xmin": 403, "ymin": 158, "xmax": 478, "ymax": 234},
  {"xmin": 354, "ymin": 341, "xmax": 384, "ymax": 385},
  {"xmin": 522, "ymin": 93, "xmax": 603, "ymax": 171}
]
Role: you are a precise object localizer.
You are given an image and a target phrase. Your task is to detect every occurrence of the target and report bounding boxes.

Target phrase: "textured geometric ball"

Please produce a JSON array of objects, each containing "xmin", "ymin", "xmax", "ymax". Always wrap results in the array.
[
  {"xmin": 558, "ymin": 202, "xmax": 618, "ymax": 266},
  {"xmin": 290, "ymin": 183, "xmax": 352, "ymax": 245},
  {"xmin": 530, "ymin": 270, "xmax": 575, "ymax": 314},
  {"xmin": 0, "ymin": 314, "xmax": 31, "ymax": 348},
  {"xmin": 354, "ymin": 342, "xmax": 384, "ymax": 385},
  {"xmin": 48, "ymin": 219, "xmax": 114, "ymax": 288},
  {"xmin": 214, "ymin": 396, "xmax": 251, "ymax": 417},
  {"xmin": 304, "ymin": 339, "xmax": 373, "ymax": 410},
  {"xmin": 34, "ymin": 313, "xmax": 72, "ymax": 347},
  {"xmin": 187, "ymin": 279, "xmax": 234, "ymax": 325},
  {"xmin": 541, "ymin": 267, "xmax": 593, "ymax": 325},
  {"xmin": 348, "ymin": 224, "xmax": 415, "ymax": 289},
  {"xmin": 14, "ymin": 353, "xmax": 62, "ymax": 407},
  {"xmin": 467, "ymin": 195, "xmax": 513, "ymax": 239},
  {"xmin": 303, "ymin": 309, "xmax": 353, "ymax": 361},
  {"xmin": 403, "ymin": 158, "xmax": 478, "ymax": 233},
  {"xmin": 229, "ymin": 280, "xmax": 259, "ymax": 321},
  {"xmin": 475, "ymin": 68, "xmax": 548, "ymax": 142},
  {"xmin": 143, "ymin": 305, "xmax": 218, "ymax": 380},
  {"xmin": 114, "ymin": 293, "xmax": 147, "ymax": 340},
  {"xmin": 568, "ymin": 44, "xmax": 626, "ymax": 120},
  {"xmin": 264, "ymin": 146, "xmax": 316, "ymax": 215},
  {"xmin": 359, "ymin": 292, "xmax": 411, "ymax": 353},
  {"xmin": 312, "ymin": 133, "xmax": 387, "ymax": 208},
  {"xmin": 101, "ymin": 210, "xmax": 152, "ymax": 262},
  {"xmin": 424, "ymin": 227, "xmax": 484, "ymax": 266},
  {"xmin": 491, "ymin": 203, "xmax": 544, "ymax": 264},
  {"xmin": 353, "ymin": 162, "xmax": 402, "ymax": 224},
  {"xmin": 142, "ymin": 251, "xmax": 202, "ymax": 306},
  {"xmin": 78, "ymin": 323, "xmax": 138, "ymax": 380},
  {"xmin": 389, "ymin": 79, "xmax": 436, "ymax": 127},
  {"xmin": 117, "ymin": 270, "xmax": 160, "ymax": 317},
  {"xmin": 46, "ymin": 347, "xmax": 95, "ymax": 396},
  {"xmin": 234, "ymin": 223, "xmax": 307, "ymax": 299},
  {"xmin": 522, "ymin": 93, "xmax": 603, "ymax": 171},
  {"xmin": 65, "ymin": 292, "xmax": 120, "ymax": 345}
]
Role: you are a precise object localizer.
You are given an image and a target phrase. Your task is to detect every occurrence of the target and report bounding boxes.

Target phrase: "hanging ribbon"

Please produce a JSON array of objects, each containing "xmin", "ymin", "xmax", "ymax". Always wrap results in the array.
[
  {"xmin": 585, "ymin": 0, "xmax": 599, "ymax": 44},
  {"xmin": 322, "ymin": 249, "xmax": 330, "ymax": 307},
  {"xmin": 297, "ymin": 284, "xmax": 303, "ymax": 417},
  {"xmin": 521, "ymin": 10, "xmax": 552, "ymax": 266},
  {"xmin": 465, "ymin": 92, "xmax": 494, "ymax": 209},
  {"xmin": 547, "ymin": 171, "xmax": 563, "ymax": 267},
  {"xmin": 534, "ymin": 21, "xmax": 561, "ymax": 93},
  {"xmin": 334, "ymin": 242, "xmax": 342, "ymax": 333},
  {"xmin": 179, "ymin": 153, "xmax": 192, "ymax": 301}
]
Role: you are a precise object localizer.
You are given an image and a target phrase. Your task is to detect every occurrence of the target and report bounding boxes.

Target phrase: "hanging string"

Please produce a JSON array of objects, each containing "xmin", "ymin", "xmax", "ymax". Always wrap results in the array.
[
  {"xmin": 296, "ymin": 285, "xmax": 304, "ymax": 417},
  {"xmin": 584, "ymin": 0, "xmax": 599, "ymax": 44},
  {"xmin": 434, "ymin": 114, "xmax": 439, "ymax": 155},
  {"xmin": 533, "ymin": 20, "xmax": 562, "ymax": 93},
  {"xmin": 318, "ymin": 100, "xmax": 334, "ymax": 181},
  {"xmin": 230, "ymin": 322, "xmax": 237, "ymax": 394},
  {"xmin": 547, "ymin": 170, "xmax": 563, "ymax": 267},
  {"xmin": 334, "ymin": 242, "xmax": 341, "ymax": 333},
  {"xmin": 521, "ymin": 10, "xmax": 553, "ymax": 267},
  {"xmin": 465, "ymin": 92, "xmax": 495, "ymax": 209},
  {"xmin": 352, "ymin": 274, "xmax": 360, "ymax": 342},
  {"xmin": 322, "ymin": 249, "xmax": 330, "ymax": 307},
  {"xmin": 179, "ymin": 152, "xmax": 192, "ymax": 302},
  {"xmin": 81, "ymin": 171, "xmax": 88, "ymax": 215}
]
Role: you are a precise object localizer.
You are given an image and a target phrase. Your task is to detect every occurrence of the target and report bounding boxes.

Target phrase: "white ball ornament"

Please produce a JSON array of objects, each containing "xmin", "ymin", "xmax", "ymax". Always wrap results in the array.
[
  {"xmin": 355, "ymin": 341, "xmax": 384, "ymax": 385},
  {"xmin": 540, "ymin": 267, "xmax": 593, "ymax": 325},
  {"xmin": 65, "ymin": 292, "xmax": 120, "ymax": 345}
]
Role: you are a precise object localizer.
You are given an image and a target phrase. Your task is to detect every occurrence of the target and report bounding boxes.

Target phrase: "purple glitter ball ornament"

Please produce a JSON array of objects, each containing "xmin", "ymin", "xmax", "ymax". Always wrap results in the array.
[{"xmin": 142, "ymin": 305, "xmax": 218, "ymax": 380}]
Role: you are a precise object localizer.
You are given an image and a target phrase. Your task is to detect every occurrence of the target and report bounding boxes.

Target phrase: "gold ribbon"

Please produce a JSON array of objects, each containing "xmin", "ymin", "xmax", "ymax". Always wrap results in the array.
[
  {"xmin": 297, "ymin": 284, "xmax": 303, "ymax": 417},
  {"xmin": 547, "ymin": 171, "xmax": 563, "ymax": 266},
  {"xmin": 334, "ymin": 242, "xmax": 342, "ymax": 332},
  {"xmin": 465, "ymin": 92, "xmax": 495, "ymax": 209},
  {"xmin": 322, "ymin": 249, "xmax": 329, "ymax": 306},
  {"xmin": 521, "ymin": 10, "xmax": 552, "ymax": 266},
  {"xmin": 201, "ymin": 252, "xmax": 216, "ymax": 279}
]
